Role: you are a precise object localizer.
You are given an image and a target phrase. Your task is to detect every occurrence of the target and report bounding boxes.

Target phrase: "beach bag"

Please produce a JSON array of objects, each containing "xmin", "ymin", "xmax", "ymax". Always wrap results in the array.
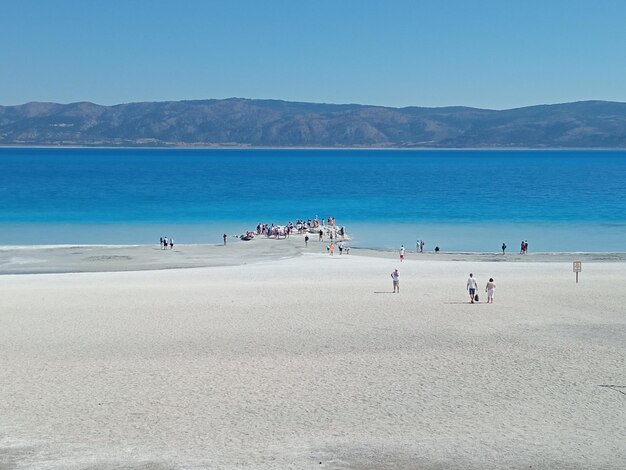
[{"xmin": 474, "ymin": 294, "xmax": 479, "ymax": 302}]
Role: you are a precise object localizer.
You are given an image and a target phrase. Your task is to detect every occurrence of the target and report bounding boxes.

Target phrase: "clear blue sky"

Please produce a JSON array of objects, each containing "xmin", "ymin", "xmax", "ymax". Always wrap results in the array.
[{"xmin": 1, "ymin": 0, "xmax": 625, "ymax": 109}]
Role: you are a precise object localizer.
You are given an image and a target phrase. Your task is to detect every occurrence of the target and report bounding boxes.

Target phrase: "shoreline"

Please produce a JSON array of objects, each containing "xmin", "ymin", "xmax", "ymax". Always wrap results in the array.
[
  {"xmin": 2, "ymin": 238, "xmax": 626, "ymax": 275},
  {"xmin": 6, "ymin": 144, "xmax": 626, "ymax": 150}
]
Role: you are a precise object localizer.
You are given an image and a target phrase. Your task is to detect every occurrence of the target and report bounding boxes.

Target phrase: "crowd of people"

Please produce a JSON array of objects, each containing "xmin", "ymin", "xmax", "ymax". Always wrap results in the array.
[
  {"xmin": 210, "ymin": 216, "xmax": 351, "ymax": 250},
  {"xmin": 251, "ymin": 216, "xmax": 348, "ymax": 246},
  {"xmin": 255, "ymin": 216, "xmax": 344, "ymax": 239}
]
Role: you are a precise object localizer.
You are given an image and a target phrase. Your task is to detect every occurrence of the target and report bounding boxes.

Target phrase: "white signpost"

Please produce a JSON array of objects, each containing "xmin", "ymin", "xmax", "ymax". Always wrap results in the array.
[{"xmin": 573, "ymin": 261, "xmax": 582, "ymax": 283}]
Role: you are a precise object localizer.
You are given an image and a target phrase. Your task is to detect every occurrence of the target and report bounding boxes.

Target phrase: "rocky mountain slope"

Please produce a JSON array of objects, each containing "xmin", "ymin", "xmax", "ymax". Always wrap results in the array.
[{"xmin": 1, "ymin": 98, "xmax": 626, "ymax": 147}]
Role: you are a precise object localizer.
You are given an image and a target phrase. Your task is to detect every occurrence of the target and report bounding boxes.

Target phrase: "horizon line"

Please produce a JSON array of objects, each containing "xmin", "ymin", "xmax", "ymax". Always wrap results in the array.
[{"xmin": 2, "ymin": 97, "xmax": 625, "ymax": 113}]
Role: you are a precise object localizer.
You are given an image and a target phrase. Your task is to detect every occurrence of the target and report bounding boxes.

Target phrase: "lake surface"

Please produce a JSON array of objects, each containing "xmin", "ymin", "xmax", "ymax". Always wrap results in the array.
[{"xmin": 1, "ymin": 147, "xmax": 625, "ymax": 251}]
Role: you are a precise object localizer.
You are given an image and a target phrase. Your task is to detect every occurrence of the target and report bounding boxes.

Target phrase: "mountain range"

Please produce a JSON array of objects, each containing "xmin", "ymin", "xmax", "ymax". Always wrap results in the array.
[{"xmin": 1, "ymin": 98, "xmax": 626, "ymax": 148}]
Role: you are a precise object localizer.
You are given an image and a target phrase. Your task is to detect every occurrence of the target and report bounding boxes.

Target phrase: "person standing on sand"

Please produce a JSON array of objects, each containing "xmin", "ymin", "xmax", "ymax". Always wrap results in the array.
[
  {"xmin": 223, "ymin": 234, "xmax": 227, "ymax": 245},
  {"xmin": 169, "ymin": 238, "xmax": 174, "ymax": 249},
  {"xmin": 467, "ymin": 273, "xmax": 478, "ymax": 303},
  {"xmin": 502, "ymin": 242, "xmax": 507, "ymax": 255},
  {"xmin": 391, "ymin": 269, "xmax": 400, "ymax": 293},
  {"xmin": 305, "ymin": 234, "xmax": 309, "ymax": 247},
  {"xmin": 329, "ymin": 242, "xmax": 335, "ymax": 256},
  {"xmin": 400, "ymin": 245, "xmax": 405, "ymax": 262},
  {"xmin": 319, "ymin": 229, "xmax": 323, "ymax": 242},
  {"xmin": 485, "ymin": 278, "xmax": 496, "ymax": 303}
]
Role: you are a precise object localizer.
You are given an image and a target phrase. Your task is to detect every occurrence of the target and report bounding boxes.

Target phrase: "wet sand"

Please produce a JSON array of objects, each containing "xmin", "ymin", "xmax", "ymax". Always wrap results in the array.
[{"xmin": 2, "ymin": 236, "xmax": 626, "ymax": 275}]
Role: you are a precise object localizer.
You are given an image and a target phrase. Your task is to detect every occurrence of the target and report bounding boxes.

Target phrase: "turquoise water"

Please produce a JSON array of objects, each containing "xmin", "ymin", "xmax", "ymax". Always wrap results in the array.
[{"xmin": 1, "ymin": 148, "xmax": 625, "ymax": 251}]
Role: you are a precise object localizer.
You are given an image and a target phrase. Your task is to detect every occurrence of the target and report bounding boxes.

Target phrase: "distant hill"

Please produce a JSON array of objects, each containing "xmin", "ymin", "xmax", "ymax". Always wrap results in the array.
[{"xmin": 1, "ymin": 98, "xmax": 626, "ymax": 148}]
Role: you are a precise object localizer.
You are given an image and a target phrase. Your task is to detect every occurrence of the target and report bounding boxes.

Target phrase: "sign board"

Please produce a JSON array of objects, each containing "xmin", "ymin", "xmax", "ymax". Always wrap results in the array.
[{"xmin": 573, "ymin": 261, "xmax": 581, "ymax": 283}]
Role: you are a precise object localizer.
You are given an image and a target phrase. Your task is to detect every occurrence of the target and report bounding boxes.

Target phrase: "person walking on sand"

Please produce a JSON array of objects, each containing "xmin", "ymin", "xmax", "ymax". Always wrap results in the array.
[
  {"xmin": 485, "ymin": 278, "xmax": 496, "ymax": 303},
  {"xmin": 169, "ymin": 238, "xmax": 174, "ymax": 249},
  {"xmin": 467, "ymin": 273, "xmax": 478, "ymax": 303},
  {"xmin": 223, "ymin": 233, "xmax": 227, "ymax": 245},
  {"xmin": 399, "ymin": 245, "xmax": 405, "ymax": 262},
  {"xmin": 329, "ymin": 242, "xmax": 335, "ymax": 256},
  {"xmin": 391, "ymin": 269, "xmax": 400, "ymax": 293},
  {"xmin": 502, "ymin": 242, "xmax": 507, "ymax": 255},
  {"xmin": 304, "ymin": 234, "xmax": 309, "ymax": 247}
]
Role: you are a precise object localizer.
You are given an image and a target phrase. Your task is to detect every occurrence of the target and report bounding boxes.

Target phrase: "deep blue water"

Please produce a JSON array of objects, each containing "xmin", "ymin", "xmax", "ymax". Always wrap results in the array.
[{"xmin": 1, "ymin": 147, "xmax": 625, "ymax": 250}]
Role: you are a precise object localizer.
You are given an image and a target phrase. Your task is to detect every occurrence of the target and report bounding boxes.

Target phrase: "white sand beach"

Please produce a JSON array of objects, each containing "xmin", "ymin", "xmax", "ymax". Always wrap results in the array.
[{"xmin": 1, "ymin": 238, "xmax": 625, "ymax": 469}]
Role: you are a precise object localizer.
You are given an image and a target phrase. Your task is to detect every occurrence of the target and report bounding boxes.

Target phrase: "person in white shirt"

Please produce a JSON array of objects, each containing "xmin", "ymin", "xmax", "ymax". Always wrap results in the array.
[
  {"xmin": 399, "ymin": 245, "xmax": 405, "ymax": 262},
  {"xmin": 467, "ymin": 273, "xmax": 478, "ymax": 303},
  {"xmin": 391, "ymin": 269, "xmax": 400, "ymax": 293}
]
